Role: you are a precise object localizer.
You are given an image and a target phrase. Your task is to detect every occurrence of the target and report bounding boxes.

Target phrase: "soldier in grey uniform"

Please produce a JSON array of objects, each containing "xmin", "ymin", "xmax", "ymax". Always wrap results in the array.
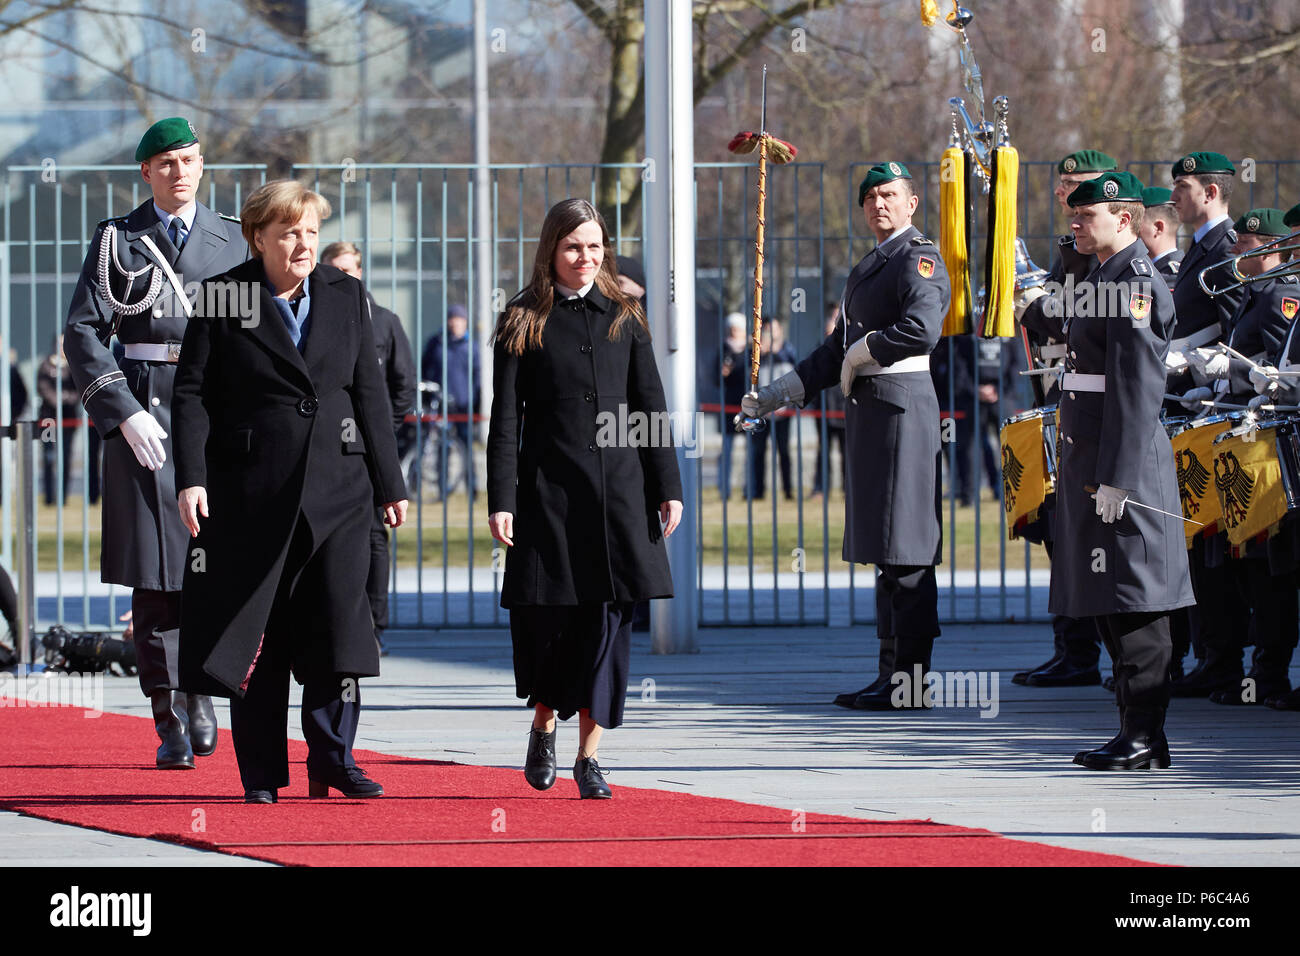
[
  {"xmin": 744, "ymin": 162, "xmax": 949, "ymax": 710},
  {"xmin": 1012, "ymin": 149, "xmax": 1115, "ymax": 688},
  {"xmin": 1139, "ymin": 187, "xmax": 1183, "ymax": 290},
  {"xmin": 1165, "ymin": 152, "xmax": 1251, "ymax": 699},
  {"xmin": 1051, "ymin": 171, "xmax": 1196, "ymax": 769},
  {"xmin": 63, "ymin": 118, "xmax": 247, "ymax": 769}
]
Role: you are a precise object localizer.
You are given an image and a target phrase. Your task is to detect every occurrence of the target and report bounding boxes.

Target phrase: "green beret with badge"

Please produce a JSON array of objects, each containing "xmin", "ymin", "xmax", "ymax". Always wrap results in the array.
[
  {"xmin": 1284, "ymin": 203, "xmax": 1300, "ymax": 229},
  {"xmin": 1233, "ymin": 207, "xmax": 1288, "ymax": 237},
  {"xmin": 1141, "ymin": 186, "xmax": 1174, "ymax": 208},
  {"xmin": 1171, "ymin": 151, "xmax": 1234, "ymax": 179},
  {"xmin": 1066, "ymin": 170, "xmax": 1145, "ymax": 207},
  {"xmin": 1058, "ymin": 150, "xmax": 1117, "ymax": 175},
  {"xmin": 858, "ymin": 161, "xmax": 911, "ymax": 206},
  {"xmin": 135, "ymin": 117, "xmax": 199, "ymax": 163}
]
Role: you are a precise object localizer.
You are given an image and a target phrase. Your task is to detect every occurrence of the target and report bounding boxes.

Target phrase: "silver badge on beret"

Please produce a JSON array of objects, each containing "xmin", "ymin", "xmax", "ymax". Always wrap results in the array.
[
  {"xmin": 1103, "ymin": 179, "xmax": 1119, "ymax": 199},
  {"xmin": 889, "ymin": 162, "xmax": 902, "ymax": 176},
  {"xmin": 1246, "ymin": 216, "xmax": 1260, "ymax": 232},
  {"xmin": 1063, "ymin": 157, "xmax": 1077, "ymax": 173},
  {"xmin": 1182, "ymin": 156, "xmax": 1196, "ymax": 172},
  {"xmin": 188, "ymin": 120, "xmax": 197, "ymax": 137}
]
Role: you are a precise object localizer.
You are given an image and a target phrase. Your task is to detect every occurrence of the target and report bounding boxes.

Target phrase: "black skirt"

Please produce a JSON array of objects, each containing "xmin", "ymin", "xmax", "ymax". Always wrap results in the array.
[{"xmin": 509, "ymin": 601, "xmax": 635, "ymax": 729}]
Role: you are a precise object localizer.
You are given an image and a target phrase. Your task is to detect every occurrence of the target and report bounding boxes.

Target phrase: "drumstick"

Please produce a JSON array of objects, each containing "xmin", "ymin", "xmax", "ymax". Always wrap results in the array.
[
  {"xmin": 1019, "ymin": 366, "xmax": 1063, "ymax": 376},
  {"xmin": 1218, "ymin": 344, "xmax": 1300, "ymax": 377}
]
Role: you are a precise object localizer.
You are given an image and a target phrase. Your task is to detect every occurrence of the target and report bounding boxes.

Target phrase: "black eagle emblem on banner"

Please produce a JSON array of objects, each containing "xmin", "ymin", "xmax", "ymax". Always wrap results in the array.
[
  {"xmin": 1214, "ymin": 450, "xmax": 1254, "ymax": 528},
  {"xmin": 1175, "ymin": 448, "xmax": 1210, "ymax": 516},
  {"xmin": 1002, "ymin": 444, "xmax": 1025, "ymax": 507}
]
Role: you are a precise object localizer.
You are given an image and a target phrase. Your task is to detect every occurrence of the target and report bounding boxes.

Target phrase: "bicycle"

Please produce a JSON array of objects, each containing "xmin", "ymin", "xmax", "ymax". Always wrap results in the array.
[{"xmin": 403, "ymin": 381, "xmax": 472, "ymax": 501}]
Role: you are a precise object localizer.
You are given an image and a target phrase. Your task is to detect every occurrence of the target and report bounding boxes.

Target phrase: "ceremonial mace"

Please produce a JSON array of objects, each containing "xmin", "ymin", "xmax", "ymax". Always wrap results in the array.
[{"xmin": 728, "ymin": 65, "xmax": 797, "ymax": 433}]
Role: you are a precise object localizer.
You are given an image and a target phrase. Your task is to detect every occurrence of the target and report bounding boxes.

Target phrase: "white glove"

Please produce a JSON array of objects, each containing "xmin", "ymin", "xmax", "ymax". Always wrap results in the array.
[
  {"xmin": 740, "ymin": 370, "xmax": 805, "ymax": 419},
  {"xmin": 1250, "ymin": 365, "xmax": 1279, "ymax": 396},
  {"xmin": 839, "ymin": 336, "xmax": 881, "ymax": 397},
  {"xmin": 1165, "ymin": 350, "xmax": 1189, "ymax": 372},
  {"xmin": 1202, "ymin": 351, "xmax": 1230, "ymax": 378},
  {"xmin": 119, "ymin": 409, "xmax": 168, "ymax": 471},
  {"xmin": 1092, "ymin": 484, "xmax": 1128, "ymax": 524},
  {"xmin": 1179, "ymin": 386, "xmax": 1213, "ymax": 411},
  {"xmin": 1014, "ymin": 285, "xmax": 1047, "ymax": 321}
]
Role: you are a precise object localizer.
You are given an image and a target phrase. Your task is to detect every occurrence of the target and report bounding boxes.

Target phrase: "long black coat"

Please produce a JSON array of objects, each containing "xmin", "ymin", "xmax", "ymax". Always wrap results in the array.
[
  {"xmin": 487, "ymin": 287, "xmax": 682, "ymax": 607},
  {"xmin": 1221, "ymin": 273, "xmax": 1299, "ymax": 401},
  {"xmin": 172, "ymin": 259, "xmax": 407, "ymax": 697},
  {"xmin": 1048, "ymin": 239, "xmax": 1195, "ymax": 618},
  {"xmin": 63, "ymin": 200, "xmax": 247, "ymax": 591},
  {"xmin": 794, "ymin": 225, "xmax": 949, "ymax": 567}
]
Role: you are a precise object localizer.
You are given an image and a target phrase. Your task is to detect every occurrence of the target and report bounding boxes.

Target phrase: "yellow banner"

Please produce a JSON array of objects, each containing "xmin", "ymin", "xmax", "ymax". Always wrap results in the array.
[
  {"xmin": 1213, "ymin": 429, "xmax": 1290, "ymax": 547},
  {"xmin": 1001, "ymin": 415, "xmax": 1052, "ymax": 539},
  {"xmin": 1171, "ymin": 420, "xmax": 1230, "ymax": 546}
]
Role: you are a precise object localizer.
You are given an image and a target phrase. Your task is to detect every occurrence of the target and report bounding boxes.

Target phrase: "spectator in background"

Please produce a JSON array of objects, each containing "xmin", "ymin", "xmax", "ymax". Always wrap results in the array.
[
  {"xmin": 616, "ymin": 255, "xmax": 646, "ymax": 303},
  {"xmin": 809, "ymin": 306, "xmax": 846, "ymax": 498},
  {"xmin": 951, "ymin": 333, "xmax": 1022, "ymax": 506},
  {"xmin": 748, "ymin": 318, "xmax": 797, "ymax": 500},
  {"xmin": 320, "ymin": 241, "xmax": 417, "ymax": 656},
  {"xmin": 716, "ymin": 312, "xmax": 749, "ymax": 500},
  {"xmin": 38, "ymin": 334, "xmax": 80, "ymax": 505},
  {"xmin": 422, "ymin": 303, "xmax": 480, "ymax": 497}
]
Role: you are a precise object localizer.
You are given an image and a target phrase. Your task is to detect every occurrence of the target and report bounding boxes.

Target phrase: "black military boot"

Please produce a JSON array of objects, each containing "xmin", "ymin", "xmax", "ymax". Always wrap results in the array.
[
  {"xmin": 1170, "ymin": 651, "xmax": 1243, "ymax": 698},
  {"xmin": 834, "ymin": 639, "xmax": 894, "ymax": 707},
  {"xmin": 1013, "ymin": 621, "xmax": 1067, "ymax": 685},
  {"xmin": 854, "ymin": 636, "xmax": 932, "ymax": 711},
  {"xmin": 1076, "ymin": 706, "xmax": 1170, "ymax": 770},
  {"xmin": 523, "ymin": 725, "xmax": 557, "ymax": 791},
  {"xmin": 151, "ymin": 691, "xmax": 194, "ymax": 770},
  {"xmin": 1210, "ymin": 641, "xmax": 1295, "ymax": 705},
  {"xmin": 187, "ymin": 694, "xmax": 218, "ymax": 756},
  {"xmin": 1265, "ymin": 686, "xmax": 1300, "ymax": 710},
  {"xmin": 1026, "ymin": 621, "xmax": 1101, "ymax": 686}
]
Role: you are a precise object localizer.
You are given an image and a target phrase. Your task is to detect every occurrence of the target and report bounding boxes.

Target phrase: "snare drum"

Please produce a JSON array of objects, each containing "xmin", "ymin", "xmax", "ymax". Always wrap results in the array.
[
  {"xmin": 1210, "ymin": 417, "xmax": 1297, "ymax": 547},
  {"xmin": 1000, "ymin": 405, "xmax": 1057, "ymax": 539},
  {"xmin": 1169, "ymin": 414, "xmax": 1240, "ymax": 545}
]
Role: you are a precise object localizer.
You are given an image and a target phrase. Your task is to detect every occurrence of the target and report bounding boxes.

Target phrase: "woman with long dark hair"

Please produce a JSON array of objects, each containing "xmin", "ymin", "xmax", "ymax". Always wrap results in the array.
[{"xmin": 487, "ymin": 198, "xmax": 683, "ymax": 799}]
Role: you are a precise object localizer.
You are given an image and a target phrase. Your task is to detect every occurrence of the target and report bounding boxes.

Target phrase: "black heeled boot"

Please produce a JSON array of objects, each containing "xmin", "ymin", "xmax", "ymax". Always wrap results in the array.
[
  {"xmin": 524, "ymin": 725, "xmax": 557, "ymax": 791},
  {"xmin": 573, "ymin": 756, "xmax": 612, "ymax": 799},
  {"xmin": 188, "ymin": 694, "xmax": 218, "ymax": 756},
  {"xmin": 151, "ymin": 690, "xmax": 194, "ymax": 770},
  {"xmin": 834, "ymin": 639, "xmax": 894, "ymax": 708}
]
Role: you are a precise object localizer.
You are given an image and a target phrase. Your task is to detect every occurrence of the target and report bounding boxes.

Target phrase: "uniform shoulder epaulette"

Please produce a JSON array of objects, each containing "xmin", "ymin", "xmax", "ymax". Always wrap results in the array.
[
  {"xmin": 1225, "ymin": 228, "xmax": 1238, "ymax": 243},
  {"xmin": 909, "ymin": 236, "xmax": 935, "ymax": 246},
  {"xmin": 1280, "ymin": 273, "xmax": 1298, "ymax": 284},
  {"xmin": 218, "ymin": 213, "xmax": 240, "ymax": 223},
  {"xmin": 1058, "ymin": 235, "xmax": 1074, "ymax": 246},
  {"xmin": 95, "ymin": 215, "xmax": 127, "ymax": 228},
  {"xmin": 1130, "ymin": 258, "xmax": 1152, "ymax": 277}
]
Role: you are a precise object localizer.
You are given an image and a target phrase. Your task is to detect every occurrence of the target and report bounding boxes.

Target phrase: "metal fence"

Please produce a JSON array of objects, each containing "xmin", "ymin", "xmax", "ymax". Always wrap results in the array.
[{"xmin": 3, "ymin": 158, "xmax": 1292, "ymax": 634}]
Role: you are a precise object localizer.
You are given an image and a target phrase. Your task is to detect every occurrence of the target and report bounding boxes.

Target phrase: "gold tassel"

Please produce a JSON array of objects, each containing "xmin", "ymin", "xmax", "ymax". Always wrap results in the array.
[
  {"xmin": 983, "ymin": 144, "xmax": 1019, "ymax": 337},
  {"xmin": 940, "ymin": 146, "xmax": 970, "ymax": 336}
]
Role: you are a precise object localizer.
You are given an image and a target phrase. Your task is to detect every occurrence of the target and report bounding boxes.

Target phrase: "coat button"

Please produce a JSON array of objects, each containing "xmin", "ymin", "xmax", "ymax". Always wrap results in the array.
[
  {"xmin": 580, "ymin": 344, "xmax": 592, "ymax": 354},
  {"xmin": 587, "ymin": 442, "xmax": 597, "ymax": 453},
  {"xmin": 153, "ymin": 305, "xmax": 163, "ymax": 317},
  {"xmin": 1070, "ymin": 350, "xmax": 1077, "ymax": 358},
  {"xmin": 1069, "ymin": 392, "xmax": 1076, "ymax": 399},
  {"xmin": 1066, "ymin": 436, "xmax": 1074, "ymax": 444},
  {"xmin": 297, "ymin": 397, "xmax": 318, "ymax": 417},
  {"xmin": 151, "ymin": 397, "xmax": 160, "ymax": 407},
  {"xmin": 584, "ymin": 391, "xmax": 593, "ymax": 402}
]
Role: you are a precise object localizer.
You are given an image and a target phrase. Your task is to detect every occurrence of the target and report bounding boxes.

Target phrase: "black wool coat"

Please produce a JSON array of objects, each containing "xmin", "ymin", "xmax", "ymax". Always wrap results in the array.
[
  {"xmin": 172, "ymin": 259, "xmax": 407, "ymax": 697},
  {"xmin": 487, "ymin": 287, "xmax": 682, "ymax": 608},
  {"xmin": 63, "ymin": 199, "xmax": 247, "ymax": 591}
]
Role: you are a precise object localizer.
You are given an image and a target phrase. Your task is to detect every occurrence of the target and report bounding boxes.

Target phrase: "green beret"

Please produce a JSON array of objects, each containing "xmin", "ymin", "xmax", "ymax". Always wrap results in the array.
[
  {"xmin": 1234, "ymin": 208, "xmax": 1288, "ymax": 237},
  {"xmin": 135, "ymin": 117, "xmax": 199, "ymax": 163},
  {"xmin": 1058, "ymin": 150, "xmax": 1117, "ymax": 175},
  {"xmin": 1141, "ymin": 186, "xmax": 1174, "ymax": 208},
  {"xmin": 1171, "ymin": 151, "xmax": 1235, "ymax": 179},
  {"xmin": 1284, "ymin": 203, "xmax": 1300, "ymax": 229},
  {"xmin": 858, "ymin": 162, "xmax": 912, "ymax": 206},
  {"xmin": 1067, "ymin": 170, "xmax": 1145, "ymax": 207}
]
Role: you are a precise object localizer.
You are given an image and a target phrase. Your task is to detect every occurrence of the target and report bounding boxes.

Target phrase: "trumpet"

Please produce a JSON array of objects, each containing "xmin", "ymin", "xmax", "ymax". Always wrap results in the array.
[{"xmin": 1197, "ymin": 232, "xmax": 1300, "ymax": 297}]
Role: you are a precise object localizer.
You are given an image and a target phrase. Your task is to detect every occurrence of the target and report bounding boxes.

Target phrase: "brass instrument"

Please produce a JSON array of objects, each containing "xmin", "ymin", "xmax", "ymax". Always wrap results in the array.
[{"xmin": 1198, "ymin": 233, "xmax": 1300, "ymax": 297}]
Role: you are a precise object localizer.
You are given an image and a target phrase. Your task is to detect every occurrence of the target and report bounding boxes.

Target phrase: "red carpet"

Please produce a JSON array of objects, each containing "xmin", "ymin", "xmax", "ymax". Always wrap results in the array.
[{"xmin": 0, "ymin": 698, "xmax": 1158, "ymax": 866}]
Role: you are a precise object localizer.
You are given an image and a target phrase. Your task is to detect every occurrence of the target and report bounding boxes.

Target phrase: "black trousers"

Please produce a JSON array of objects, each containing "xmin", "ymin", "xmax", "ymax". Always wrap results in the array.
[
  {"xmin": 875, "ymin": 564, "xmax": 939, "ymax": 648},
  {"xmin": 227, "ymin": 518, "xmax": 363, "ymax": 791},
  {"xmin": 1095, "ymin": 611, "xmax": 1172, "ymax": 712},
  {"xmin": 366, "ymin": 508, "xmax": 389, "ymax": 637},
  {"xmin": 1231, "ymin": 557, "xmax": 1299, "ymax": 687},
  {"xmin": 131, "ymin": 588, "xmax": 182, "ymax": 695},
  {"xmin": 1188, "ymin": 536, "xmax": 1247, "ymax": 665}
]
